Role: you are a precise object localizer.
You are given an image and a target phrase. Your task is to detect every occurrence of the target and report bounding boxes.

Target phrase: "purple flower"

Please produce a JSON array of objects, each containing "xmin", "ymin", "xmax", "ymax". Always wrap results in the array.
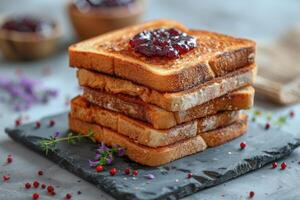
[
  {"xmin": 54, "ymin": 131, "xmax": 60, "ymax": 138},
  {"xmin": 144, "ymin": 174, "xmax": 155, "ymax": 180},
  {"xmin": 94, "ymin": 153, "xmax": 101, "ymax": 160},
  {"xmin": 0, "ymin": 76, "xmax": 57, "ymax": 112},
  {"xmin": 97, "ymin": 143, "xmax": 109, "ymax": 153},
  {"xmin": 117, "ymin": 147, "xmax": 125, "ymax": 157},
  {"xmin": 106, "ymin": 154, "xmax": 113, "ymax": 165},
  {"xmin": 88, "ymin": 160, "xmax": 99, "ymax": 168}
]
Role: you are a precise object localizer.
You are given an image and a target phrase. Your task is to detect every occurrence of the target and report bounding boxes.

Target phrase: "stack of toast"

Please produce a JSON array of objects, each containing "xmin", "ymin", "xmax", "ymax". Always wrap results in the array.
[{"xmin": 68, "ymin": 19, "xmax": 256, "ymax": 166}]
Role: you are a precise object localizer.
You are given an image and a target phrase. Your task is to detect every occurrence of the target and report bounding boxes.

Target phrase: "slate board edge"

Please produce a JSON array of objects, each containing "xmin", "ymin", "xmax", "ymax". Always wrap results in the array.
[{"xmin": 4, "ymin": 113, "xmax": 300, "ymax": 200}]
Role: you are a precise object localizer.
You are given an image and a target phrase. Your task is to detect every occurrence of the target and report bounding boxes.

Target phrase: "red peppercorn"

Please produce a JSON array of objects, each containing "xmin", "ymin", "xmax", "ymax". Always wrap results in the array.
[
  {"xmin": 38, "ymin": 170, "xmax": 43, "ymax": 176},
  {"xmin": 289, "ymin": 111, "xmax": 295, "ymax": 118},
  {"xmin": 132, "ymin": 170, "xmax": 138, "ymax": 176},
  {"xmin": 47, "ymin": 185, "xmax": 54, "ymax": 193},
  {"xmin": 6, "ymin": 155, "xmax": 13, "ymax": 163},
  {"xmin": 15, "ymin": 119, "xmax": 21, "ymax": 127},
  {"xmin": 3, "ymin": 175, "xmax": 10, "ymax": 181},
  {"xmin": 25, "ymin": 182, "xmax": 32, "ymax": 189},
  {"xmin": 41, "ymin": 184, "xmax": 46, "ymax": 189},
  {"xmin": 109, "ymin": 168, "xmax": 117, "ymax": 176},
  {"xmin": 249, "ymin": 191, "xmax": 255, "ymax": 198},
  {"xmin": 33, "ymin": 181, "xmax": 39, "ymax": 188},
  {"xmin": 240, "ymin": 142, "xmax": 247, "ymax": 150},
  {"xmin": 187, "ymin": 172, "xmax": 193, "ymax": 178},
  {"xmin": 32, "ymin": 193, "xmax": 39, "ymax": 200},
  {"xmin": 65, "ymin": 193, "xmax": 72, "ymax": 199},
  {"xmin": 124, "ymin": 168, "xmax": 131, "ymax": 175},
  {"xmin": 96, "ymin": 165, "xmax": 104, "ymax": 172},
  {"xmin": 35, "ymin": 121, "xmax": 41, "ymax": 128},
  {"xmin": 49, "ymin": 120, "xmax": 55, "ymax": 127},
  {"xmin": 272, "ymin": 162, "xmax": 278, "ymax": 169},
  {"xmin": 265, "ymin": 122, "xmax": 270, "ymax": 130},
  {"xmin": 281, "ymin": 162, "xmax": 287, "ymax": 170}
]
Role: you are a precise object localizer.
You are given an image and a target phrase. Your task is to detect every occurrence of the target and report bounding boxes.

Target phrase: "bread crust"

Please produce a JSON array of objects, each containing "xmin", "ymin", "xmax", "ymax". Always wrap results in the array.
[
  {"xmin": 69, "ymin": 19, "xmax": 256, "ymax": 92},
  {"xmin": 69, "ymin": 115, "xmax": 248, "ymax": 166},
  {"xmin": 200, "ymin": 115, "xmax": 248, "ymax": 147},
  {"xmin": 83, "ymin": 86, "xmax": 254, "ymax": 129},
  {"xmin": 70, "ymin": 96, "xmax": 239, "ymax": 147},
  {"xmin": 78, "ymin": 65, "xmax": 256, "ymax": 111}
]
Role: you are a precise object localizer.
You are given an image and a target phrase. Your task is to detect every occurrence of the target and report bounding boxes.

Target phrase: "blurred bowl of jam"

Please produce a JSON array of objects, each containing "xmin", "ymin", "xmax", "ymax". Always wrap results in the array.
[
  {"xmin": 0, "ymin": 15, "xmax": 61, "ymax": 60},
  {"xmin": 68, "ymin": 0, "xmax": 145, "ymax": 40}
]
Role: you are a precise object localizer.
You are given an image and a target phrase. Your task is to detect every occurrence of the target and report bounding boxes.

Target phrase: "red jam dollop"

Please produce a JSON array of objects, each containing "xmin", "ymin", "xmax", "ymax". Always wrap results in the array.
[
  {"xmin": 1, "ymin": 16, "xmax": 54, "ymax": 36},
  {"xmin": 129, "ymin": 28, "xmax": 197, "ymax": 58}
]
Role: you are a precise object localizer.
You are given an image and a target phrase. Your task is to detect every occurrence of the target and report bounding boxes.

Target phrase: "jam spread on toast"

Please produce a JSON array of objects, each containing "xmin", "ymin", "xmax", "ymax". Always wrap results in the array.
[
  {"xmin": 129, "ymin": 28, "xmax": 197, "ymax": 58},
  {"xmin": 74, "ymin": 0, "xmax": 134, "ymax": 10},
  {"xmin": 1, "ymin": 16, "xmax": 54, "ymax": 36}
]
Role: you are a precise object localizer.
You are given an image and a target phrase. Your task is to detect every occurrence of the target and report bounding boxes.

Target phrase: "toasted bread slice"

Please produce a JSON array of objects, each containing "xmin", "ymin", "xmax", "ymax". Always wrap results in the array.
[
  {"xmin": 83, "ymin": 86, "xmax": 254, "ymax": 129},
  {"xmin": 69, "ymin": 115, "xmax": 247, "ymax": 166},
  {"xmin": 69, "ymin": 19, "xmax": 256, "ymax": 92},
  {"xmin": 78, "ymin": 64, "xmax": 256, "ymax": 111},
  {"xmin": 200, "ymin": 114, "xmax": 248, "ymax": 147},
  {"xmin": 70, "ymin": 96, "xmax": 239, "ymax": 147}
]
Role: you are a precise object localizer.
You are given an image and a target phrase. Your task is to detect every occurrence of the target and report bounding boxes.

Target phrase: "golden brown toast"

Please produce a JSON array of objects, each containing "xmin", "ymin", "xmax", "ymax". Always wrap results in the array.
[
  {"xmin": 69, "ymin": 19, "xmax": 256, "ymax": 92},
  {"xmin": 200, "ymin": 114, "xmax": 248, "ymax": 147},
  {"xmin": 83, "ymin": 86, "xmax": 254, "ymax": 129},
  {"xmin": 69, "ymin": 115, "xmax": 247, "ymax": 166},
  {"xmin": 78, "ymin": 64, "xmax": 256, "ymax": 111},
  {"xmin": 70, "ymin": 96, "xmax": 239, "ymax": 147}
]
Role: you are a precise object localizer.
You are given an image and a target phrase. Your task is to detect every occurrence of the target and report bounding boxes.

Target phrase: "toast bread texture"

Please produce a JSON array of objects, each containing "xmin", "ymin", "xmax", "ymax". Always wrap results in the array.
[
  {"xmin": 200, "ymin": 114, "xmax": 248, "ymax": 147},
  {"xmin": 70, "ymin": 96, "xmax": 239, "ymax": 147},
  {"xmin": 78, "ymin": 64, "xmax": 256, "ymax": 111},
  {"xmin": 83, "ymin": 86, "xmax": 254, "ymax": 129},
  {"xmin": 69, "ymin": 19, "xmax": 256, "ymax": 92},
  {"xmin": 69, "ymin": 115, "xmax": 247, "ymax": 166}
]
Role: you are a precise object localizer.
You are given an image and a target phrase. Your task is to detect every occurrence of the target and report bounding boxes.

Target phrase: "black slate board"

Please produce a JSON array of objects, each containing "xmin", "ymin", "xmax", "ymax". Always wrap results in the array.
[{"xmin": 5, "ymin": 112, "xmax": 300, "ymax": 200}]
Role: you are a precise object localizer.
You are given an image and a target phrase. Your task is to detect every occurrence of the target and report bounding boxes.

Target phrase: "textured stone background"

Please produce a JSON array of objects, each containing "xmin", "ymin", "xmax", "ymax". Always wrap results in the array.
[{"xmin": 1, "ymin": 0, "xmax": 300, "ymax": 199}]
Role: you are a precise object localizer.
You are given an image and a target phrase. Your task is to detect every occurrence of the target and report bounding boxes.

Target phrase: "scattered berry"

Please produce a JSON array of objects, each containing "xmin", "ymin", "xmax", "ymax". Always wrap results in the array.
[
  {"xmin": 6, "ymin": 155, "xmax": 13, "ymax": 163},
  {"xmin": 41, "ymin": 184, "xmax": 46, "ymax": 189},
  {"xmin": 240, "ymin": 142, "xmax": 247, "ymax": 150},
  {"xmin": 15, "ymin": 119, "xmax": 22, "ymax": 127},
  {"xmin": 33, "ymin": 181, "xmax": 39, "ymax": 188},
  {"xmin": 272, "ymin": 162, "xmax": 278, "ymax": 169},
  {"xmin": 49, "ymin": 120, "xmax": 55, "ymax": 127},
  {"xmin": 35, "ymin": 121, "xmax": 41, "ymax": 128},
  {"xmin": 124, "ymin": 168, "xmax": 131, "ymax": 175},
  {"xmin": 187, "ymin": 172, "xmax": 193, "ymax": 178},
  {"xmin": 77, "ymin": 191, "xmax": 82, "ymax": 195},
  {"xmin": 132, "ymin": 170, "xmax": 138, "ymax": 176},
  {"xmin": 51, "ymin": 192, "xmax": 56, "ymax": 196},
  {"xmin": 65, "ymin": 193, "xmax": 72, "ymax": 199},
  {"xmin": 249, "ymin": 191, "xmax": 255, "ymax": 198},
  {"xmin": 25, "ymin": 182, "xmax": 32, "ymax": 189},
  {"xmin": 281, "ymin": 162, "xmax": 287, "ymax": 170},
  {"xmin": 47, "ymin": 185, "xmax": 54, "ymax": 193},
  {"xmin": 3, "ymin": 175, "xmax": 10, "ymax": 181},
  {"xmin": 289, "ymin": 111, "xmax": 295, "ymax": 118},
  {"xmin": 265, "ymin": 122, "xmax": 270, "ymax": 130},
  {"xmin": 96, "ymin": 165, "xmax": 104, "ymax": 172},
  {"xmin": 32, "ymin": 193, "xmax": 39, "ymax": 200},
  {"xmin": 38, "ymin": 170, "xmax": 43, "ymax": 176},
  {"xmin": 109, "ymin": 168, "xmax": 117, "ymax": 176}
]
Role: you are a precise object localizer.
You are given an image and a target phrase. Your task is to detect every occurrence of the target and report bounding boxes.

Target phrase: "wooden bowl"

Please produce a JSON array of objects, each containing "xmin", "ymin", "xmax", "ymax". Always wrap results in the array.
[
  {"xmin": 0, "ymin": 19, "xmax": 61, "ymax": 61},
  {"xmin": 68, "ymin": 0, "xmax": 145, "ymax": 40}
]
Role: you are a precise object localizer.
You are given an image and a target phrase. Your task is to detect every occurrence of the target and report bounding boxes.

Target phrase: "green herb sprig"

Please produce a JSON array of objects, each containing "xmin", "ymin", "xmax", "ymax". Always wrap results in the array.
[
  {"xmin": 39, "ymin": 130, "xmax": 94, "ymax": 155},
  {"xmin": 250, "ymin": 109, "xmax": 294, "ymax": 127}
]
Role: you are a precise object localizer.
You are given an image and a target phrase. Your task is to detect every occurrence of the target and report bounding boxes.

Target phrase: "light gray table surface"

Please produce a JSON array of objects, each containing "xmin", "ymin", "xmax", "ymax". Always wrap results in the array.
[{"xmin": 0, "ymin": 0, "xmax": 300, "ymax": 199}]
